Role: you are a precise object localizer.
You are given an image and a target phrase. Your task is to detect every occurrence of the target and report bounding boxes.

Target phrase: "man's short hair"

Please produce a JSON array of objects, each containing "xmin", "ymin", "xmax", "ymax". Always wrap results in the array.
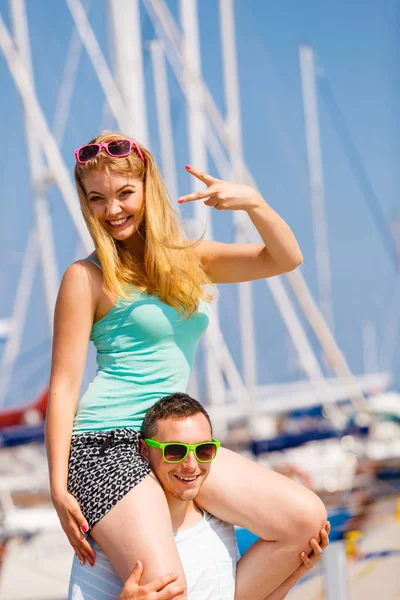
[{"xmin": 142, "ymin": 392, "xmax": 213, "ymax": 439}]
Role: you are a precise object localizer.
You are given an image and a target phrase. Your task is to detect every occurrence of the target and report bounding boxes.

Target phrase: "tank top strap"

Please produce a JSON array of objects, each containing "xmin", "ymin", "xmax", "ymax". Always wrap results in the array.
[{"xmin": 85, "ymin": 256, "xmax": 102, "ymax": 270}]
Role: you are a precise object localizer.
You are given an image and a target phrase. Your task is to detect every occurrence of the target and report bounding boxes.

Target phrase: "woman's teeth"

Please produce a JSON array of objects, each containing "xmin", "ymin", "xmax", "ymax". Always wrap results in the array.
[
  {"xmin": 108, "ymin": 217, "xmax": 129, "ymax": 227},
  {"xmin": 175, "ymin": 475, "xmax": 198, "ymax": 482}
]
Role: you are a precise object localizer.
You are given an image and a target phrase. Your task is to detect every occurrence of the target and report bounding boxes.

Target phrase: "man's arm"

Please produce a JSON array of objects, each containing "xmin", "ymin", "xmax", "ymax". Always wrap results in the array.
[
  {"xmin": 119, "ymin": 561, "xmax": 184, "ymax": 600},
  {"xmin": 263, "ymin": 523, "xmax": 330, "ymax": 600}
]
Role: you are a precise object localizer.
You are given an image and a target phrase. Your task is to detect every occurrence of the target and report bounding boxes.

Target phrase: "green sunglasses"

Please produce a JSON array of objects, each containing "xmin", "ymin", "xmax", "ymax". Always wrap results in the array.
[{"xmin": 144, "ymin": 438, "xmax": 221, "ymax": 463}]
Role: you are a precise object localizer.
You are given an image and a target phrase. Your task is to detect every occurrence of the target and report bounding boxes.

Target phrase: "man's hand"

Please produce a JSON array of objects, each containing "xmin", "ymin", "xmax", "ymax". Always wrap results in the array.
[{"xmin": 119, "ymin": 561, "xmax": 185, "ymax": 600}]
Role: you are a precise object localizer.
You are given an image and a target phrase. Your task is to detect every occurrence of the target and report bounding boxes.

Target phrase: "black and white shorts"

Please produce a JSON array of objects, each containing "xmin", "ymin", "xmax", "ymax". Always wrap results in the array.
[{"xmin": 67, "ymin": 428, "xmax": 152, "ymax": 530}]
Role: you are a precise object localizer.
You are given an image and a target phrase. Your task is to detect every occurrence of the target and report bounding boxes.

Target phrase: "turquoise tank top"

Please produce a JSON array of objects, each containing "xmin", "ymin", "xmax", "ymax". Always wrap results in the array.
[{"xmin": 72, "ymin": 258, "xmax": 209, "ymax": 434}]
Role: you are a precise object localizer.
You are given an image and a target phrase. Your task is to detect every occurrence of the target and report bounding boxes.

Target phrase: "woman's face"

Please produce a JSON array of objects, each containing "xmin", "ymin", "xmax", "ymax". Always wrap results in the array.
[{"xmin": 83, "ymin": 169, "xmax": 144, "ymax": 244}]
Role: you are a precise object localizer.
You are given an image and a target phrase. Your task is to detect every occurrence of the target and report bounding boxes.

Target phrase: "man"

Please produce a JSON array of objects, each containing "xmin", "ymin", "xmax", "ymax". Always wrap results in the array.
[{"xmin": 69, "ymin": 393, "xmax": 329, "ymax": 599}]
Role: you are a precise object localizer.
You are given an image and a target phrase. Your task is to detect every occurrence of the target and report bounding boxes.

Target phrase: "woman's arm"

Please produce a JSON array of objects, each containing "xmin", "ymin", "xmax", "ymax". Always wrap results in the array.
[
  {"xmin": 46, "ymin": 261, "xmax": 98, "ymax": 563},
  {"xmin": 180, "ymin": 166, "xmax": 303, "ymax": 284}
]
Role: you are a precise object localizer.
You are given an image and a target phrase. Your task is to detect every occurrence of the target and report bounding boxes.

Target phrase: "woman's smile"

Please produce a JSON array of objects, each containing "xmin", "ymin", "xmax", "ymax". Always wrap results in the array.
[{"xmin": 106, "ymin": 216, "xmax": 132, "ymax": 228}]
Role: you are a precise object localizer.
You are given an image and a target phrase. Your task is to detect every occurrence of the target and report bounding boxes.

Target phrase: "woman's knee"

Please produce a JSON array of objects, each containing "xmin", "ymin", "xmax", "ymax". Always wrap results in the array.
[
  {"xmin": 255, "ymin": 486, "xmax": 327, "ymax": 545},
  {"xmin": 290, "ymin": 490, "xmax": 327, "ymax": 544}
]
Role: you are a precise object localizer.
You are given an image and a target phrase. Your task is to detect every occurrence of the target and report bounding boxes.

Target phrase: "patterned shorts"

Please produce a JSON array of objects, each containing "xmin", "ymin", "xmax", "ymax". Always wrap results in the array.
[{"xmin": 67, "ymin": 428, "xmax": 152, "ymax": 530}]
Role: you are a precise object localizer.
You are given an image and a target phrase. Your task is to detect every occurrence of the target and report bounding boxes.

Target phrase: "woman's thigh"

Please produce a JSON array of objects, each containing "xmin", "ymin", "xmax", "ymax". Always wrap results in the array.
[
  {"xmin": 91, "ymin": 472, "xmax": 185, "ymax": 586},
  {"xmin": 196, "ymin": 447, "xmax": 326, "ymax": 541}
]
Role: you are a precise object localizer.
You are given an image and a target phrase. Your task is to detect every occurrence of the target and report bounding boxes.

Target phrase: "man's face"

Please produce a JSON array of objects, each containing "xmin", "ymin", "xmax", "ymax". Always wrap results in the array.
[{"xmin": 141, "ymin": 413, "xmax": 214, "ymax": 502}]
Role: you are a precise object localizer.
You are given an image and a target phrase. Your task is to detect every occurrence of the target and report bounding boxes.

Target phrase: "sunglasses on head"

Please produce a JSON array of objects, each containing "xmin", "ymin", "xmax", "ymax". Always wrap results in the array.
[
  {"xmin": 74, "ymin": 139, "xmax": 145, "ymax": 164},
  {"xmin": 144, "ymin": 438, "xmax": 221, "ymax": 463}
]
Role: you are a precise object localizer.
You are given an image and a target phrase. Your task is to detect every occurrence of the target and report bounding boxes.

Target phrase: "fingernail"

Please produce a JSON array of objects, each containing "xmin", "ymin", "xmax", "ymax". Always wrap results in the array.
[
  {"xmin": 185, "ymin": 164, "xmax": 191, "ymax": 170},
  {"xmin": 81, "ymin": 524, "xmax": 88, "ymax": 532},
  {"xmin": 177, "ymin": 198, "xmax": 184, "ymax": 204},
  {"xmin": 80, "ymin": 559, "xmax": 85, "ymax": 565}
]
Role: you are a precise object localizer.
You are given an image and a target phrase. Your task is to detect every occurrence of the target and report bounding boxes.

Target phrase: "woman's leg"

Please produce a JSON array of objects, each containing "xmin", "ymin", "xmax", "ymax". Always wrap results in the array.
[
  {"xmin": 90, "ymin": 472, "xmax": 186, "ymax": 598},
  {"xmin": 196, "ymin": 448, "xmax": 327, "ymax": 600}
]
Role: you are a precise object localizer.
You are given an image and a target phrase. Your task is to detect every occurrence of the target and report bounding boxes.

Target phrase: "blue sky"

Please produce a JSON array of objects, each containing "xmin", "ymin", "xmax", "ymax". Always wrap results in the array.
[{"xmin": 0, "ymin": 0, "xmax": 399, "ymax": 409}]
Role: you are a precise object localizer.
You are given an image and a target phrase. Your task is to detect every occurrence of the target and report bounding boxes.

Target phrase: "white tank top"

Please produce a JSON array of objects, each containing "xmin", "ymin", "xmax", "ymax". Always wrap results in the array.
[{"xmin": 68, "ymin": 510, "xmax": 239, "ymax": 600}]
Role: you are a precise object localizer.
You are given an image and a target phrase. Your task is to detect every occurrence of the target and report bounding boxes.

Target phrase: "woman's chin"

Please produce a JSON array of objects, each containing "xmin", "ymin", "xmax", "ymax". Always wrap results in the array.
[{"xmin": 107, "ymin": 224, "xmax": 138, "ymax": 241}]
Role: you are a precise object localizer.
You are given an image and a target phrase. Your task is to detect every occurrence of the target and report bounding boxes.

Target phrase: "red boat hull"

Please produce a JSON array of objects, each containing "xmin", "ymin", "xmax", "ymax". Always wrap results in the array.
[{"xmin": 0, "ymin": 388, "xmax": 48, "ymax": 428}]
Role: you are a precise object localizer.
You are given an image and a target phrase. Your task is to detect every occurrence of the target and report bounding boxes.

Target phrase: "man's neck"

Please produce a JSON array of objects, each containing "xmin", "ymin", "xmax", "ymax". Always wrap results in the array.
[{"xmin": 166, "ymin": 495, "xmax": 204, "ymax": 532}]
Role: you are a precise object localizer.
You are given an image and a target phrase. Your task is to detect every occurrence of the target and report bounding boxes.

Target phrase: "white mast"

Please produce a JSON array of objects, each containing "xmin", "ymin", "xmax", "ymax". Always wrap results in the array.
[
  {"xmin": 0, "ymin": 14, "xmax": 92, "ymax": 251},
  {"xmin": 362, "ymin": 321, "xmax": 378, "ymax": 375},
  {"xmin": 0, "ymin": 231, "xmax": 38, "ymax": 407},
  {"xmin": 52, "ymin": 18, "xmax": 84, "ymax": 144},
  {"xmin": 219, "ymin": 0, "xmax": 258, "ymax": 405},
  {"xmin": 109, "ymin": 0, "xmax": 148, "ymax": 143},
  {"xmin": 10, "ymin": 0, "xmax": 59, "ymax": 334},
  {"xmin": 65, "ymin": 0, "xmax": 127, "ymax": 132},
  {"xmin": 299, "ymin": 44, "xmax": 334, "ymax": 333},
  {"xmin": 149, "ymin": 40, "xmax": 178, "ymax": 202},
  {"xmin": 179, "ymin": 0, "xmax": 227, "ymax": 436},
  {"xmin": 149, "ymin": 38, "xmax": 200, "ymax": 399}
]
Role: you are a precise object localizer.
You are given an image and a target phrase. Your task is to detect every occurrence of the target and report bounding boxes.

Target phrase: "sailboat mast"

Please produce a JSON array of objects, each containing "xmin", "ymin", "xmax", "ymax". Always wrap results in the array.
[
  {"xmin": 299, "ymin": 44, "xmax": 334, "ymax": 334},
  {"xmin": 219, "ymin": 0, "xmax": 258, "ymax": 412},
  {"xmin": 180, "ymin": 0, "xmax": 227, "ymax": 436}
]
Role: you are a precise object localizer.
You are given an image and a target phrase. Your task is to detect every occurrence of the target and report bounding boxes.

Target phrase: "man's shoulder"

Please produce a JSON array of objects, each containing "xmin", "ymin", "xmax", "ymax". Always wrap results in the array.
[
  {"xmin": 191, "ymin": 510, "xmax": 237, "ymax": 551},
  {"xmin": 203, "ymin": 511, "xmax": 235, "ymax": 532},
  {"xmin": 175, "ymin": 510, "xmax": 235, "ymax": 542}
]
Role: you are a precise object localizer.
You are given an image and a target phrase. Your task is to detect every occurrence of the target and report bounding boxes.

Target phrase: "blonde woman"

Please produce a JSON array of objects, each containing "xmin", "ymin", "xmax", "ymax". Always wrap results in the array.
[{"xmin": 46, "ymin": 132, "xmax": 327, "ymax": 600}]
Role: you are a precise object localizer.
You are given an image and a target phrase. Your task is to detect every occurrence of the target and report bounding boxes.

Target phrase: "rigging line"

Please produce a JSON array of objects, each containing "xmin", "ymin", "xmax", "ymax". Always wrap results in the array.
[
  {"xmin": 52, "ymin": 0, "xmax": 92, "ymax": 144},
  {"xmin": 318, "ymin": 76, "xmax": 398, "ymax": 272},
  {"xmin": 13, "ymin": 339, "xmax": 50, "ymax": 367},
  {"xmin": 228, "ymin": 2, "xmax": 310, "ymax": 196},
  {"xmin": 9, "ymin": 353, "xmax": 49, "ymax": 388},
  {"xmin": 6, "ymin": 364, "xmax": 49, "ymax": 406}
]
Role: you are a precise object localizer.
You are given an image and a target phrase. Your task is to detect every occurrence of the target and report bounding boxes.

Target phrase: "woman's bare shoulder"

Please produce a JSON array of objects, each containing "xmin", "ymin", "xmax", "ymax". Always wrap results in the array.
[{"xmin": 60, "ymin": 258, "xmax": 103, "ymax": 298}]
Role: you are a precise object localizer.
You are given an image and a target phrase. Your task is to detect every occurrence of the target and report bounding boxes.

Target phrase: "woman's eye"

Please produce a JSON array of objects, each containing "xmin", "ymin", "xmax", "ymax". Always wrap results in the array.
[
  {"xmin": 89, "ymin": 196, "xmax": 102, "ymax": 202},
  {"xmin": 120, "ymin": 190, "xmax": 133, "ymax": 198}
]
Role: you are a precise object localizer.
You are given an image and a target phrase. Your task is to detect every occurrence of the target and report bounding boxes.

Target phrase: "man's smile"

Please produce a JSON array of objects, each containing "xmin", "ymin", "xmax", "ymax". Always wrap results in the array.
[{"xmin": 173, "ymin": 474, "xmax": 201, "ymax": 485}]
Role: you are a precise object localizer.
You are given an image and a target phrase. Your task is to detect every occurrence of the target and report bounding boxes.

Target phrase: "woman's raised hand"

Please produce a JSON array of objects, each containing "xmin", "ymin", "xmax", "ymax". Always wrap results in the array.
[
  {"xmin": 178, "ymin": 165, "xmax": 261, "ymax": 212},
  {"xmin": 52, "ymin": 489, "xmax": 96, "ymax": 566}
]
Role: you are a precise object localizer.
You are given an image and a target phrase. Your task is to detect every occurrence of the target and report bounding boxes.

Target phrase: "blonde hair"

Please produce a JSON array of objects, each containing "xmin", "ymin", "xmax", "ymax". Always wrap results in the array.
[{"xmin": 74, "ymin": 131, "xmax": 214, "ymax": 315}]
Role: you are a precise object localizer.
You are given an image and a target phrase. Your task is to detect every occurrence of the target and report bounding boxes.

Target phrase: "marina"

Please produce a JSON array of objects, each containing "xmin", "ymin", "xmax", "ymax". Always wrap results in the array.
[{"xmin": 1, "ymin": 1, "xmax": 399, "ymax": 598}]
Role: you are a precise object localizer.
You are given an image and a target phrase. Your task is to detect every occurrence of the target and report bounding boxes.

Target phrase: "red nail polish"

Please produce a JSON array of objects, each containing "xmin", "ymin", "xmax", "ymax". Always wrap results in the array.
[
  {"xmin": 185, "ymin": 164, "xmax": 191, "ymax": 170},
  {"xmin": 177, "ymin": 199, "xmax": 184, "ymax": 204},
  {"xmin": 81, "ymin": 524, "xmax": 88, "ymax": 533}
]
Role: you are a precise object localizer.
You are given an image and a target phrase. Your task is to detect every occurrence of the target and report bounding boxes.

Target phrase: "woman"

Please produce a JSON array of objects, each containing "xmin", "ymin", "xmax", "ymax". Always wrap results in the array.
[{"xmin": 46, "ymin": 132, "xmax": 327, "ymax": 600}]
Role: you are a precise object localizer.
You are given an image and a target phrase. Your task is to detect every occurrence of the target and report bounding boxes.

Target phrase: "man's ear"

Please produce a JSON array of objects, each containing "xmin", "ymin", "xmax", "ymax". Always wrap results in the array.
[{"xmin": 140, "ymin": 438, "xmax": 149, "ymax": 461}]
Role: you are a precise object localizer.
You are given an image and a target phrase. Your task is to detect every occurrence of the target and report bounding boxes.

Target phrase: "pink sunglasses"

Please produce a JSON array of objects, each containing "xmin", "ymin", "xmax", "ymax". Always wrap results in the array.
[{"xmin": 74, "ymin": 139, "xmax": 145, "ymax": 164}]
